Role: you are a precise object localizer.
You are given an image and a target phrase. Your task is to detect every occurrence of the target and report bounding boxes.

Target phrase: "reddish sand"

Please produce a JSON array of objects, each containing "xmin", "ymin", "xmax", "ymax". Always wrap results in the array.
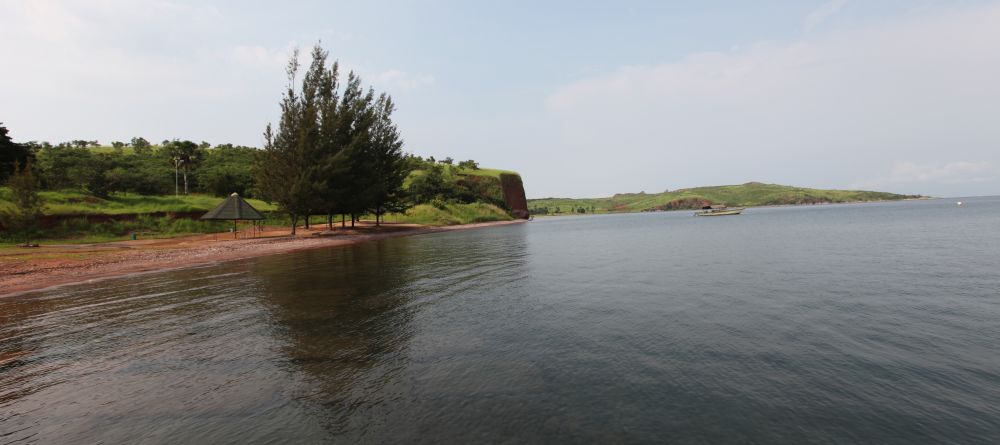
[{"xmin": 0, "ymin": 220, "xmax": 526, "ymax": 298}]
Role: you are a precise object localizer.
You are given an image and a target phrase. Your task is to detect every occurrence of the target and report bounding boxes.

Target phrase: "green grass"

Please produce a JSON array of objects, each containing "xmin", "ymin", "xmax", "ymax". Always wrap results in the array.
[
  {"xmin": 386, "ymin": 203, "xmax": 513, "ymax": 226},
  {"xmin": 529, "ymin": 182, "xmax": 922, "ymax": 214},
  {"xmin": 403, "ymin": 165, "xmax": 518, "ymax": 207},
  {"xmin": 88, "ymin": 146, "xmax": 136, "ymax": 155},
  {"xmin": 0, "ymin": 188, "xmax": 278, "ymax": 244},
  {"xmin": 0, "ymin": 188, "xmax": 278, "ymax": 215},
  {"xmin": 0, "ymin": 214, "xmax": 235, "ymax": 246},
  {"xmin": 1, "ymin": 161, "xmax": 519, "ymax": 243},
  {"xmin": 0, "ymin": 196, "xmax": 509, "ymax": 245},
  {"xmin": 452, "ymin": 166, "xmax": 517, "ymax": 179},
  {"xmin": 403, "ymin": 165, "xmax": 517, "ymax": 186}
]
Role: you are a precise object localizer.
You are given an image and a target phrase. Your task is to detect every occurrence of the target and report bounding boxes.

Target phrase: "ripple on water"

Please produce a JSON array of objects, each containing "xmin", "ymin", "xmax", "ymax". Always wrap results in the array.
[{"xmin": 2, "ymin": 199, "xmax": 1000, "ymax": 443}]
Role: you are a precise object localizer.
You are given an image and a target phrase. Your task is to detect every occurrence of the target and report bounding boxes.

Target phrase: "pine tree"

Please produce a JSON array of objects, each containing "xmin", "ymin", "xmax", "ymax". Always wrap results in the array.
[
  {"xmin": 256, "ymin": 43, "xmax": 412, "ymax": 233},
  {"xmin": 333, "ymin": 73, "xmax": 377, "ymax": 226},
  {"xmin": 368, "ymin": 94, "xmax": 407, "ymax": 226},
  {"xmin": 312, "ymin": 51, "xmax": 349, "ymax": 229},
  {"xmin": 255, "ymin": 48, "xmax": 323, "ymax": 235}
]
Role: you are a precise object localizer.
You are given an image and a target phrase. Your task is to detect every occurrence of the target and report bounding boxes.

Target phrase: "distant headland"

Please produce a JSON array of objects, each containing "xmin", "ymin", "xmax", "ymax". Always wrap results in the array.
[{"xmin": 528, "ymin": 182, "xmax": 925, "ymax": 215}]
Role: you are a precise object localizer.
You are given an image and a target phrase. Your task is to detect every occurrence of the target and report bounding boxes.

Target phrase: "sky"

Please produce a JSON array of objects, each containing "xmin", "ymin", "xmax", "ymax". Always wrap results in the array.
[{"xmin": 2, "ymin": 0, "xmax": 999, "ymax": 198}]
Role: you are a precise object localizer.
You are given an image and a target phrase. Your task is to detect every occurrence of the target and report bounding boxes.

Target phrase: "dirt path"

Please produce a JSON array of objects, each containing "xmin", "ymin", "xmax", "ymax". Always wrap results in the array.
[{"xmin": 0, "ymin": 220, "xmax": 526, "ymax": 298}]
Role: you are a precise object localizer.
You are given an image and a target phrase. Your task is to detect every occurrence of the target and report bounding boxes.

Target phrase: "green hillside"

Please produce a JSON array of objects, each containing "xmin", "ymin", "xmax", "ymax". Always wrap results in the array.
[
  {"xmin": 0, "ymin": 162, "xmax": 520, "ymax": 243},
  {"xmin": 0, "ymin": 165, "xmax": 516, "ymax": 217},
  {"xmin": 528, "ymin": 182, "xmax": 921, "ymax": 214},
  {"xmin": 0, "ymin": 188, "xmax": 278, "ymax": 215}
]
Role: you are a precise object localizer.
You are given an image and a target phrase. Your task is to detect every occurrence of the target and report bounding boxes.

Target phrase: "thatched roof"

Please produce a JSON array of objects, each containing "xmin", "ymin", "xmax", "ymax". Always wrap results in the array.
[{"xmin": 200, "ymin": 193, "xmax": 264, "ymax": 220}]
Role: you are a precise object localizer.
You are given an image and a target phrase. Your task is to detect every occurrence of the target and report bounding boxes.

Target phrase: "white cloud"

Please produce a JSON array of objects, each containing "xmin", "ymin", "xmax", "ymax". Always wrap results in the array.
[
  {"xmin": 12, "ymin": 0, "xmax": 83, "ymax": 41},
  {"xmin": 232, "ymin": 45, "xmax": 293, "ymax": 69},
  {"xmin": 543, "ymin": 4, "xmax": 1000, "ymax": 196},
  {"xmin": 0, "ymin": 1, "xmax": 225, "ymax": 98},
  {"xmin": 854, "ymin": 161, "xmax": 1000, "ymax": 189},
  {"xmin": 803, "ymin": 0, "xmax": 848, "ymax": 32},
  {"xmin": 0, "ymin": 0, "xmax": 276, "ymax": 146},
  {"xmin": 375, "ymin": 69, "xmax": 435, "ymax": 92}
]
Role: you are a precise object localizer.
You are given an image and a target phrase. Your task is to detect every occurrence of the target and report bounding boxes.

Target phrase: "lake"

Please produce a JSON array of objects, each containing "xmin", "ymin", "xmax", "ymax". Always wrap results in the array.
[{"xmin": 2, "ymin": 197, "xmax": 999, "ymax": 443}]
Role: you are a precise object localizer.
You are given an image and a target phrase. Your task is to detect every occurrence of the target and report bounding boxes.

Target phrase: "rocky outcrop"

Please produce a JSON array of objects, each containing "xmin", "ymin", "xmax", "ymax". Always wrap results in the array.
[{"xmin": 499, "ymin": 174, "xmax": 529, "ymax": 219}]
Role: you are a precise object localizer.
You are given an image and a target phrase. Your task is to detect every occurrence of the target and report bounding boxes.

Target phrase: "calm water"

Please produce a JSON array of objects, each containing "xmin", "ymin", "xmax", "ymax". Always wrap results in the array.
[{"xmin": 3, "ymin": 197, "xmax": 1000, "ymax": 443}]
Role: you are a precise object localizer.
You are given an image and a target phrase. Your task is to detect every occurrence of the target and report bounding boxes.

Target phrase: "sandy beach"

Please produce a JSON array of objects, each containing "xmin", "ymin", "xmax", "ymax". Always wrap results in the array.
[{"xmin": 0, "ymin": 219, "xmax": 526, "ymax": 298}]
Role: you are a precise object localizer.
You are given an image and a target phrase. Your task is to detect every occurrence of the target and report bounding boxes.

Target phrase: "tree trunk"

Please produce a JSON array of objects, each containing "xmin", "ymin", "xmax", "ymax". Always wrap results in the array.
[
  {"xmin": 290, "ymin": 214, "xmax": 298, "ymax": 235},
  {"xmin": 327, "ymin": 212, "xmax": 333, "ymax": 230},
  {"xmin": 375, "ymin": 208, "xmax": 381, "ymax": 227},
  {"xmin": 305, "ymin": 215, "xmax": 310, "ymax": 230},
  {"xmin": 351, "ymin": 214, "xmax": 355, "ymax": 228},
  {"xmin": 183, "ymin": 170, "xmax": 188, "ymax": 195},
  {"xmin": 341, "ymin": 214, "xmax": 346, "ymax": 228}
]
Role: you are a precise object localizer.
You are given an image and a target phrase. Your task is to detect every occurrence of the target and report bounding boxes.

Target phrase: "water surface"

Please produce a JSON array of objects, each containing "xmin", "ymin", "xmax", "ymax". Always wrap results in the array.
[{"xmin": 2, "ymin": 197, "xmax": 1000, "ymax": 443}]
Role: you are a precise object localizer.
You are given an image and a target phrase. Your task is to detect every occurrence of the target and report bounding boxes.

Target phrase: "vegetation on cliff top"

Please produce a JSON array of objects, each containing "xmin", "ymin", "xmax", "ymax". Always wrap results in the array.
[
  {"xmin": 528, "ymin": 182, "xmax": 921, "ymax": 215},
  {"xmin": 391, "ymin": 202, "xmax": 512, "ymax": 226}
]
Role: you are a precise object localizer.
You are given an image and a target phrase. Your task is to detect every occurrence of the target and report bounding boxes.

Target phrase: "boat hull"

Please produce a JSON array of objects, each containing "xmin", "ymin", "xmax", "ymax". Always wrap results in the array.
[{"xmin": 695, "ymin": 209, "xmax": 744, "ymax": 216}]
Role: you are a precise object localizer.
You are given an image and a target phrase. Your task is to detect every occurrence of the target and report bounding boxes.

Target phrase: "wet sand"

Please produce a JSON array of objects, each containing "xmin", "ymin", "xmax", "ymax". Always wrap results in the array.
[{"xmin": 0, "ymin": 220, "xmax": 526, "ymax": 297}]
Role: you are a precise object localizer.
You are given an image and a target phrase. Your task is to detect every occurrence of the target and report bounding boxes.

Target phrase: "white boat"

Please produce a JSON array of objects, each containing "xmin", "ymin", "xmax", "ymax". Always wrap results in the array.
[{"xmin": 695, "ymin": 205, "xmax": 744, "ymax": 216}]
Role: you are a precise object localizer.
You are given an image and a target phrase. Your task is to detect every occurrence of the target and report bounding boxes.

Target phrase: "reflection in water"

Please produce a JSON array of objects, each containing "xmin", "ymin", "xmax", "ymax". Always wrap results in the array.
[
  {"xmin": 0, "ymin": 225, "xmax": 529, "ymax": 443},
  {"xmin": 253, "ymin": 229, "xmax": 530, "ymax": 437},
  {"xmin": 253, "ymin": 241, "xmax": 419, "ymax": 434},
  {"xmin": 3, "ymin": 200, "xmax": 1000, "ymax": 443},
  {"xmin": 0, "ymin": 267, "xmax": 314, "ymax": 442}
]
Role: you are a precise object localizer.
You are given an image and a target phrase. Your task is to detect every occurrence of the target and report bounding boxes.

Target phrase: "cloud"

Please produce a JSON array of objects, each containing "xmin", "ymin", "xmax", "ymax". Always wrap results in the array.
[
  {"xmin": 543, "ymin": 4, "xmax": 1000, "ymax": 196},
  {"xmin": 803, "ymin": 0, "xmax": 848, "ymax": 32},
  {"xmin": 11, "ymin": 0, "xmax": 83, "ymax": 41},
  {"xmin": 232, "ymin": 45, "xmax": 293, "ymax": 69},
  {"xmin": 0, "ymin": 1, "xmax": 425, "ymax": 146},
  {"xmin": 0, "ymin": 0, "xmax": 274, "ymax": 145},
  {"xmin": 375, "ymin": 69, "xmax": 435, "ymax": 92},
  {"xmin": 854, "ymin": 161, "xmax": 1000, "ymax": 189},
  {"xmin": 2, "ymin": 2, "xmax": 222, "ymax": 103}
]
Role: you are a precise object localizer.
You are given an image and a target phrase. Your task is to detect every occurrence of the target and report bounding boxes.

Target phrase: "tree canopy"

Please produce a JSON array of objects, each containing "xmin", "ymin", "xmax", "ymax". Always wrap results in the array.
[
  {"xmin": 255, "ymin": 44, "xmax": 409, "ymax": 233},
  {"xmin": 0, "ymin": 123, "xmax": 33, "ymax": 183},
  {"xmin": 0, "ymin": 160, "xmax": 45, "ymax": 245}
]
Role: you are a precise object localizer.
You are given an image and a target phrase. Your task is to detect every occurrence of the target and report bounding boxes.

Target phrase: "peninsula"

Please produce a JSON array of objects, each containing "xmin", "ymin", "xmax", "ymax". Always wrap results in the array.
[{"xmin": 528, "ymin": 182, "xmax": 923, "ymax": 214}]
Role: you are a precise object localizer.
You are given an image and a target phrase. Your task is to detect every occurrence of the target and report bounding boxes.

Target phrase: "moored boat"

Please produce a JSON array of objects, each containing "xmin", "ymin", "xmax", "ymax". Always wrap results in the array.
[{"xmin": 695, "ymin": 205, "xmax": 744, "ymax": 216}]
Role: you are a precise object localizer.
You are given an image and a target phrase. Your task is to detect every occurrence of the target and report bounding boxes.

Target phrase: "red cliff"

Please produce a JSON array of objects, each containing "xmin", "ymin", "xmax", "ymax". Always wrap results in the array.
[{"xmin": 500, "ymin": 174, "xmax": 529, "ymax": 219}]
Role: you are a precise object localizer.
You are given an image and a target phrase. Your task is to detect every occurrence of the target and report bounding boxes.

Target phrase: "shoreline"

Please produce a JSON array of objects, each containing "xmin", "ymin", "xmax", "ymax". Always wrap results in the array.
[{"xmin": 0, "ymin": 219, "xmax": 526, "ymax": 298}]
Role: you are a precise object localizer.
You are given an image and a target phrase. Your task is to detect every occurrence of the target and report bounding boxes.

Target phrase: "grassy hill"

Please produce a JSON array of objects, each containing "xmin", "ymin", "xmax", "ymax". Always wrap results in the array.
[
  {"xmin": 0, "ymin": 164, "xmax": 520, "ymax": 243},
  {"xmin": 0, "ymin": 161, "xmax": 518, "ymax": 217},
  {"xmin": 397, "ymin": 164, "xmax": 519, "ymax": 225},
  {"xmin": 528, "ymin": 182, "xmax": 921, "ymax": 214}
]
